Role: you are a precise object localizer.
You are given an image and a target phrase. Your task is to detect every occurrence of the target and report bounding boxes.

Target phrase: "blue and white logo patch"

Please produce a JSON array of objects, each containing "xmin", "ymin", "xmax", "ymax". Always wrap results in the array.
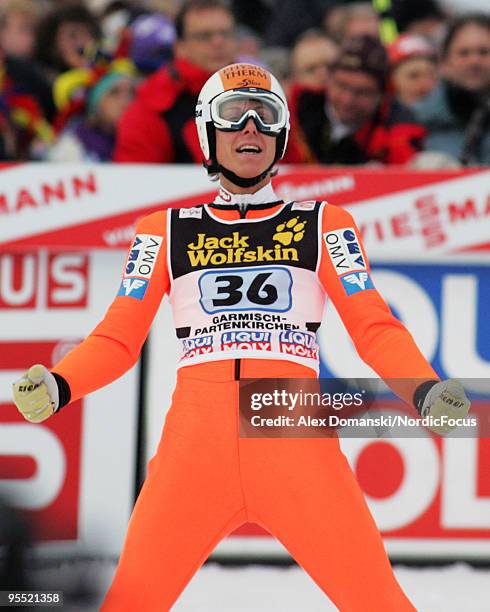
[
  {"xmin": 340, "ymin": 271, "xmax": 374, "ymax": 295},
  {"xmin": 324, "ymin": 227, "xmax": 366, "ymax": 275},
  {"xmin": 131, "ymin": 236, "xmax": 143, "ymax": 249},
  {"xmin": 117, "ymin": 277, "xmax": 149, "ymax": 300},
  {"xmin": 124, "ymin": 234, "xmax": 163, "ymax": 278}
]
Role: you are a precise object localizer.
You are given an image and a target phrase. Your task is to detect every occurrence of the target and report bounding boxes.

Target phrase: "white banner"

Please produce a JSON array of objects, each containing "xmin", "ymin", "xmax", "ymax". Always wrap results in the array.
[{"xmin": 1, "ymin": 165, "xmax": 489, "ymax": 254}]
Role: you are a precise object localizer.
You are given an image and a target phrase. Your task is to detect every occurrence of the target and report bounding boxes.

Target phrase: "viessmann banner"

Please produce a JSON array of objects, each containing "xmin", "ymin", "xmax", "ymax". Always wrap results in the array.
[
  {"xmin": 0, "ymin": 164, "xmax": 489, "ymax": 560},
  {"xmin": 0, "ymin": 164, "xmax": 489, "ymax": 253}
]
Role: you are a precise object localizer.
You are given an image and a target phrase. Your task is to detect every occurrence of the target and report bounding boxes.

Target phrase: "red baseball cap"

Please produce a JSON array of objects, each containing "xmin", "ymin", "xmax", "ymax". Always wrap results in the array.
[{"xmin": 388, "ymin": 34, "xmax": 437, "ymax": 68}]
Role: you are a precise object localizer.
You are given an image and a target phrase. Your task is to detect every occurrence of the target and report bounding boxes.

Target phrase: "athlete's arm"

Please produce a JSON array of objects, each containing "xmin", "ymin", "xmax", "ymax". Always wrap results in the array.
[
  {"xmin": 318, "ymin": 203, "xmax": 438, "ymax": 406},
  {"xmin": 51, "ymin": 210, "xmax": 170, "ymax": 403}
]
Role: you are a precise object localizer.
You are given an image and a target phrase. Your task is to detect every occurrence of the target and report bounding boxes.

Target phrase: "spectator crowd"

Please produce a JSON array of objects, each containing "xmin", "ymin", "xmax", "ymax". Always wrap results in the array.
[{"xmin": 0, "ymin": 0, "xmax": 489, "ymax": 167}]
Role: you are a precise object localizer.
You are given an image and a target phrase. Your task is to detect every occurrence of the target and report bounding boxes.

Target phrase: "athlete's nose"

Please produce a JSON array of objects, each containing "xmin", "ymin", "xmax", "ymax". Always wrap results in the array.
[{"xmin": 242, "ymin": 117, "xmax": 258, "ymax": 135}]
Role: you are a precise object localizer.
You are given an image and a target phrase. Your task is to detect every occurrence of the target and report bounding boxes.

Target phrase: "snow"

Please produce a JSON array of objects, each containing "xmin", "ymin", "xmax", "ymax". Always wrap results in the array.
[{"xmin": 31, "ymin": 560, "xmax": 490, "ymax": 611}]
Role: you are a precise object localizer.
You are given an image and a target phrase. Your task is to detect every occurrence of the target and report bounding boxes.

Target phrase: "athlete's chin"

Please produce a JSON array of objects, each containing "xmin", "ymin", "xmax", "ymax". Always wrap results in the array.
[{"xmin": 229, "ymin": 156, "xmax": 271, "ymax": 178}]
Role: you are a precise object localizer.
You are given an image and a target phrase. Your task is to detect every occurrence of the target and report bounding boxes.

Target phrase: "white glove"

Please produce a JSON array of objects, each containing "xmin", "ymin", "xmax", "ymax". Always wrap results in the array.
[
  {"xmin": 419, "ymin": 379, "xmax": 470, "ymax": 435},
  {"xmin": 12, "ymin": 364, "xmax": 59, "ymax": 423}
]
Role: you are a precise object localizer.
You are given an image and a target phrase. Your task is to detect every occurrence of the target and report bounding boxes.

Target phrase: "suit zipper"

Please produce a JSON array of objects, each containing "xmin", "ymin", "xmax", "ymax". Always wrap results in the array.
[
  {"xmin": 238, "ymin": 202, "xmax": 248, "ymax": 219},
  {"xmin": 234, "ymin": 358, "xmax": 241, "ymax": 380}
]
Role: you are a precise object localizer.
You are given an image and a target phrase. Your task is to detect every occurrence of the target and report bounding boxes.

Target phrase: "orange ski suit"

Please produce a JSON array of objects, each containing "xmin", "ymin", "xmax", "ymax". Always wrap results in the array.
[{"xmin": 52, "ymin": 200, "xmax": 436, "ymax": 611}]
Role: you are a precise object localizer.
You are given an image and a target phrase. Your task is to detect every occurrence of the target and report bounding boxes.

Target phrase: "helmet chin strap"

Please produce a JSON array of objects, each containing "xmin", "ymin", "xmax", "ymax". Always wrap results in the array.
[{"xmin": 218, "ymin": 160, "xmax": 276, "ymax": 188}]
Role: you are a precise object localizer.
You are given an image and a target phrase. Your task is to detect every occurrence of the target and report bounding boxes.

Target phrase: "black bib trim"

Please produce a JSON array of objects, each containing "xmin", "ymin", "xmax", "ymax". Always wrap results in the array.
[{"xmin": 170, "ymin": 202, "xmax": 322, "ymax": 280}]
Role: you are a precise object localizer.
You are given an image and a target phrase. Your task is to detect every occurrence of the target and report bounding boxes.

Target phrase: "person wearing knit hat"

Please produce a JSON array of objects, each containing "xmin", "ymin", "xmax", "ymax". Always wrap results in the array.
[
  {"xmin": 328, "ymin": 35, "xmax": 389, "ymax": 117},
  {"xmin": 288, "ymin": 35, "xmax": 427, "ymax": 165},
  {"xmin": 388, "ymin": 34, "xmax": 438, "ymax": 107},
  {"xmin": 86, "ymin": 69, "xmax": 134, "ymax": 117},
  {"xmin": 47, "ymin": 66, "xmax": 136, "ymax": 162},
  {"xmin": 129, "ymin": 13, "xmax": 176, "ymax": 75},
  {"xmin": 330, "ymin": 35, "xmax": 389, "ymax": 89}
]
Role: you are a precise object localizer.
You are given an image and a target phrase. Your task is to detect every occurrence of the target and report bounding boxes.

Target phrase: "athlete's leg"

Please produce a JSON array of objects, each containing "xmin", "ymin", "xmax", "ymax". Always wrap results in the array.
[
  {"xmin": 101, "ymin": 376, "xmax": 247, "ymax": 612},
  {"xmin": 242, "ymin": 436, "xmax": 416, "ymax": 612}
]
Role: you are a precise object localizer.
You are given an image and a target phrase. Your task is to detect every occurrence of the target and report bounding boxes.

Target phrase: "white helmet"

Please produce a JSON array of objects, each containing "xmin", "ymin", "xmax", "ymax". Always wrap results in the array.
[{"xmin": 195, "ymin": 63, "xmax": 290, "ymax": 187}]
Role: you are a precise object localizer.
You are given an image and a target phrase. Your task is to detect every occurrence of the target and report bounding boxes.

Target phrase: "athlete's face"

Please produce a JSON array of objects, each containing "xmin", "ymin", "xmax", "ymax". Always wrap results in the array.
[{"xmin": 215, "ymin": 116, "xmax": 276, "ymax": 187}]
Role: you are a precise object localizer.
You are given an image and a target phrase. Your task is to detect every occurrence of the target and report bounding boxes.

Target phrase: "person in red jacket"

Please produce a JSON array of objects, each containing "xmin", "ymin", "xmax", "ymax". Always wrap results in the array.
[
  {"xmin": 113, "ymin": 0, "xmax": 237, "ymax": 163},
  {"xmin": 288, "ymin": 35, "xmax": 427, "ymax": 165}
]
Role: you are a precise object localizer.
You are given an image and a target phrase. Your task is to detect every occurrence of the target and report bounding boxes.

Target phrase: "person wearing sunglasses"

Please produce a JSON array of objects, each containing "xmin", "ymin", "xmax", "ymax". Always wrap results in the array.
[{"xmin": 13, "ymin": 62, "xmax": 470, "ymax": 611}]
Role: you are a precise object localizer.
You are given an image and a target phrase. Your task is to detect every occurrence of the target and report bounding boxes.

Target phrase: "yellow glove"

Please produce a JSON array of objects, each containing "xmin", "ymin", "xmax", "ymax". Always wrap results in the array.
[
  {"xmin": 419, "ymin": 379, "xmax": 471, "ymax": 435},
  {"xmin": 12, "ymin": 364, "xmax": 59, "ymax": 423}
]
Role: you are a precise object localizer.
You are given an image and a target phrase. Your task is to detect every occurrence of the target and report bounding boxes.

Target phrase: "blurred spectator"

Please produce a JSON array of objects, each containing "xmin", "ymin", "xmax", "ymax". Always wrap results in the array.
[
  {"xmin": 264, "ymin": 0, "xmax": 337, "ymax": 48},
  {"xmin": 290, "ymin": 29, "xmax": 338, "ymax": 88},
  {"xmin": 98, "ymin": 3, "xmax": 175, "ymax": 73},
  {"xmin": 0, "ymin": 0, "xmax": 39, "ymax": 60},
  {"xmin": 34, "ymin": 3, "xmax": 101, "ymax": 81},
  {"xmin": 0, "ymin": 46, "xmax": 55, "ymax": 159},
  {"xmin": 172, "ymin": 0, "xmax": 236, "ymax": 74},
  {"xmin": 288, "ymin": 36, "xmax": 426, "ymax": 165},
  {"xmin": 414, "ymin": 13, "xmax": 490, "ymax": 165},
  {"xmin": 236, "ymin": 25, "xmax": 262, "ymax": 64},
  {"xmin": 98, "ymin": 1, "xmax": 137, "ymax": 56},
  {"xmin": 0, "ymin": 107, "xmax": 17, "ymax": 160},
  {"xmin": 114, "ymin": 0, "xmax": 237, "ymax": 163},
  {"xmin": 143, "ymin": 0, "xmax": 182, "ymax": 17},
  {"xmin": 393, "ymin": 0, "xmax": 447, "ymax": 47},
  {"xmin": 231, "ymin": 0, "xmax": 272, "ymax": 37},
  {"xmin": 128, "ymin": 13, "xmax": 176, "ymax": 75},
  {"xmin": 47, "ymin": 65, "xmax": 137, "ymax": 161},
  {"xmin": 326, "ymin": 2, "xmax": 380, "ymax": 44},
  {"xmin": 260, "ymin": 46, "xmax": 291, "ymax": 88},
  {"xmin": 3, "ymin": 0, "xmax": 487, "ymax": 166},
  {"xmin": 0, "ymin": 9, "xmax": 55, "ymax": 120},
  {"xmin": 388, "ymin": 34, "xmax": 439, "ymax": 107}
]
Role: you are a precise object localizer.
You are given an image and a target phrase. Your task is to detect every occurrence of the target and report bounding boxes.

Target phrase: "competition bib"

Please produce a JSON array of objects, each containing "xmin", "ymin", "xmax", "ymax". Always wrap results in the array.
[{"xmin": 168, "ymin": 202, "xmax": 326, "ymax": 371}]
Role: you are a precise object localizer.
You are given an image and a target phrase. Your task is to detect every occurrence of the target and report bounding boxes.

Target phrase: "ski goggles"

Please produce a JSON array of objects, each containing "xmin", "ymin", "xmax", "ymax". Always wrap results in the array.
[{"xmin": 209, "ymin": 89, "xmax": 288, "ymax": 134}]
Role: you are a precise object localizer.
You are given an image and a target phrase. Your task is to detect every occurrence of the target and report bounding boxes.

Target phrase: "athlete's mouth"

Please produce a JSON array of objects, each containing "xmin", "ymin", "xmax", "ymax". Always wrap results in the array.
[{"xmin": 236, "ymin": 145, "xmax": 262, "ymax": 154}]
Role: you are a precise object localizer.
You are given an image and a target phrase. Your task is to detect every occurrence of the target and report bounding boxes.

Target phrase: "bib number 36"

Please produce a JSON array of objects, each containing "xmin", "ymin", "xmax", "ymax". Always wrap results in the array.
[{"xmin": 199, "ymin": 267, "xmax": 292, "ymax": 314}]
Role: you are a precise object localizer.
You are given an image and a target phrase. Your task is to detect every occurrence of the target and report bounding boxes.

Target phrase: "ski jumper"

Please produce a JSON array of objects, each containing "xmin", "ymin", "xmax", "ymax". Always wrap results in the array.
[{"xmin": 52, "ymin": 183, "xmax": 436, "ymax": 611}]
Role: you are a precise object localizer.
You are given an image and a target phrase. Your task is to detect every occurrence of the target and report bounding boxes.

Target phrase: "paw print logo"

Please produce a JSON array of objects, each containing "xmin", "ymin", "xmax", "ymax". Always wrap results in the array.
[{"xmin": 273, "ymin": 217, "xmax": 306, "ymax": 246}]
